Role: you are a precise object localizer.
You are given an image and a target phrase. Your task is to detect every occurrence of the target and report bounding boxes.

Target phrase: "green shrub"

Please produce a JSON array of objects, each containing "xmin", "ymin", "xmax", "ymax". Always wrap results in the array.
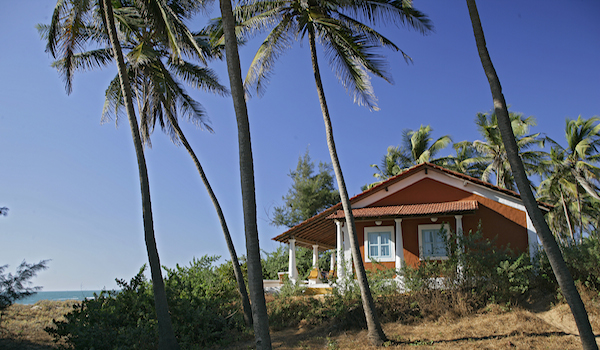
[
  {"xmin": 536, "ymin": 235, "xmax": 600, "ymax": 295},
  {"xmin": 401, "ymin": 226, "xmax": 533, "ymax": 307},
  {"xmin": 47, "ymin": 256, "xmax": 245, "ymax": 349}
]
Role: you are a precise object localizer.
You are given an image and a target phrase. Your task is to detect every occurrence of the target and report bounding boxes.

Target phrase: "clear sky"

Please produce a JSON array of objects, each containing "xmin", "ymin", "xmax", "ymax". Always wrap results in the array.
[{"xmin": 1, "ymin": 1, "xmax": 598, "ymax": 291}]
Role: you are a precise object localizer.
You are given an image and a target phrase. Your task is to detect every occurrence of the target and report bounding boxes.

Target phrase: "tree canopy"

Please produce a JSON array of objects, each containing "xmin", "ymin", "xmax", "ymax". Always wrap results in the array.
[{"xmin": 271, "ymin": 149, "xmax": 339, "ymax": 228}]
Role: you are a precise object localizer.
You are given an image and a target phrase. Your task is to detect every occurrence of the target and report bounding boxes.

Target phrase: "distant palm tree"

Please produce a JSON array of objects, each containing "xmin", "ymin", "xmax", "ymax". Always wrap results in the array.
[
  {"xmin": 400, "ymin": 125, "xmax": 452, "ymax": 167},
  {"xmin": 539, "ymin": 116, "xmax": 600, "ymax": 244},
  {"xmin": 466, "ymin": 1, "xmax": 597, "ymax": 348},
  {"xmin": 230, "ymin": 0, "xmax": 432, "ymax": 344},
  {"xmin": 442, "ymin": 140, "xmax": 485, "ymax": 178},
  {"xmin": 368, "ymin": 125, "xmax": 451, "ymax": 188},
  {"xmin": 558, "ymin": 116, "xmax": 600, "ymax": 200},
  {"xmin": 473, "ymin": 111, "xmax": 545, "ymax": 191}
]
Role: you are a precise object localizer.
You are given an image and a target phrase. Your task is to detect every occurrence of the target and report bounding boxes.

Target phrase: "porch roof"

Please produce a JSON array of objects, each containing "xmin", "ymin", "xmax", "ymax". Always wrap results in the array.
[
  {"xmin": 326, "ymin": 200, "xmax": 478, "ymax": 219},
  {"xmin": 273, "ymin": 200, "xmax": 478, "ymax": 250}
]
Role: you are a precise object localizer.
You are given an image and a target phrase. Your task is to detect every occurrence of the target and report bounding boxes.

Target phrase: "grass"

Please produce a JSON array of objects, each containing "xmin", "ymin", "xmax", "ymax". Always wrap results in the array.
[
  {"xmin": 1, "ymin": 295, "xmax": 598, "ymax": 349},
  {"xmin": 0, "ymin": 300, "xmax": 76, "ymax": 350}
]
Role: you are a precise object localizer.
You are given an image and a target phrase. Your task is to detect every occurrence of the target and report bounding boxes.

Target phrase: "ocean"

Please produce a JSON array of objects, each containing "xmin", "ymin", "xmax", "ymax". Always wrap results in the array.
[{"xmin": 15, "ymin": 290, "xmax": 106, "ymax": 305}]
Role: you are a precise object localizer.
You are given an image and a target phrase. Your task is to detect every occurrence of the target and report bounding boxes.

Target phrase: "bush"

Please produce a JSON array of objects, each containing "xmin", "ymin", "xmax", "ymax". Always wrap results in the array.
[
  {"xmin": 536, "ymin": 234, "xmax": 600, "ymax": 295},
  {"xmin": 47, "ymin": 256, "xmax": 246, "ymax": 349},
  {"xmin": 401, "ymin": 227, "xmax": 533, "ymax": 308}
]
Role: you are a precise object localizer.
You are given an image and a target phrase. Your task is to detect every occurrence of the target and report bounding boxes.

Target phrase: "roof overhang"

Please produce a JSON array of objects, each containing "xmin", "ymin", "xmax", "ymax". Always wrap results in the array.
[{"xmin": 327, "ymin": 200, "xmax": 478, "ymax": 220}]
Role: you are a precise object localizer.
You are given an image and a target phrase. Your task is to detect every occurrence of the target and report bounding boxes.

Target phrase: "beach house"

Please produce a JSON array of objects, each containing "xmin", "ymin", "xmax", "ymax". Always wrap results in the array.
[{"xmin": 270, "ymin": 162, "xmax": 550, "ymax": 286}]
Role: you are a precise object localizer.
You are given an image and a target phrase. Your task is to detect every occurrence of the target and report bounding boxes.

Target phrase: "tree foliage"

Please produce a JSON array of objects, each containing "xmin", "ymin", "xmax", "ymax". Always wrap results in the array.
[
  {"xmin": 271, "ymin": 149, "xmax": 338, "ymax": 228},
  {"xmin": 367, "ymin": 125, "xmax": 451, "ymax": 189},
  {"xmin": 0, "ymin": 260, "xmax": 48, "ymax": 311},
  {"xmin": 47, "ymin": 257, "xmax": 245, "ymax": 349}
]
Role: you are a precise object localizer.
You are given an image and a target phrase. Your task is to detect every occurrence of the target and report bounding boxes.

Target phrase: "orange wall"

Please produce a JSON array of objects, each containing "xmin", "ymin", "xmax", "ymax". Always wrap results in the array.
[{"xmin": 358, "ymin": 178, "xmax": 529, "ymax": 269}]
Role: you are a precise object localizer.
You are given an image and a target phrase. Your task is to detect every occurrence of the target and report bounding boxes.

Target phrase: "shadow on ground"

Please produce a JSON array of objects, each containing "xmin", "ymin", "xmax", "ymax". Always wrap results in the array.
[{"xmin": 0, "ymin": 338, "xmax": 55, "ymax": 350}]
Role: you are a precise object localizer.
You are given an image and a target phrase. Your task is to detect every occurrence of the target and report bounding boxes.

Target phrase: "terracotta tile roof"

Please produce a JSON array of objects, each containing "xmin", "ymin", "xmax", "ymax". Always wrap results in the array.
[{"xmin": 327, "ymin": 200, "xmax": 478, "ymax": 219}]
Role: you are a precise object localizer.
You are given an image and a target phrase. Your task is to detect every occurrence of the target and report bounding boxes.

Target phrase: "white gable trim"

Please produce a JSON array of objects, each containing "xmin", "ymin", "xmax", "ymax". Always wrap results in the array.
[{"xmin": 353, "ymin": 167, "xmax": 528, "ymax": 213}]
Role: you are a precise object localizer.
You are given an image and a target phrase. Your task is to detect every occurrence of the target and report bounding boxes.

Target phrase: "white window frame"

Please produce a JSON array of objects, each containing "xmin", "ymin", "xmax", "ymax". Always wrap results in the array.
[
  {"xmin": 418, "ymin": 223, "xmax": 450, "ymax": 260},
  {"xmin": 364, "ymin": 226, "xmax": 395, "ymax": 262}
]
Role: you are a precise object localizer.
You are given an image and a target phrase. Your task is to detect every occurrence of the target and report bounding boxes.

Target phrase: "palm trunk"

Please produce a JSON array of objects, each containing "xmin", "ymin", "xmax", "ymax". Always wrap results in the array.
[
  {"xmin": 308, "ymin": 28, "xmax": 386, "ymax": 346},
  {"xmin": 101, "ymin": 1, "xmax": 179, "ymax": 349},
  {"xmin": 466, "ymin": 1, "xmax": 597, "ymax": 349},
  {"xmin": 560, "ymin": 190, "xmax": 575, "ymax": 243},
  {"xmin": 165, "ymin": 112, "xmax": 253, "ymax": 327},
  {"xmin": 576, "ymin": 188, "xmax": 583, "ymax": 244},
  {"xmin": 218, "ymin": 0, "xmax": 272, "ymax": 348}
]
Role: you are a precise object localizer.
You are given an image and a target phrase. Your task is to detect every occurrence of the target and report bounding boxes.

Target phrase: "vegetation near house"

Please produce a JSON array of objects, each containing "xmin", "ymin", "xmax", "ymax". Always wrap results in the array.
[
  {"xmin": 271, "ymin": 149, "xmax": 339, "ymax": 229},
  {"xmin": 5, "ymin": 232, "xmax": 592, "ymax": 349}
]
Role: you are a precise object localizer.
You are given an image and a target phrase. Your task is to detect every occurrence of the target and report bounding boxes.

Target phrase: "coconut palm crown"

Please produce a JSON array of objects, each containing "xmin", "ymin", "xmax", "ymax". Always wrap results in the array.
[{"xmin": 229, "ymin": 0, "xmax": 433, "ymax": 108}]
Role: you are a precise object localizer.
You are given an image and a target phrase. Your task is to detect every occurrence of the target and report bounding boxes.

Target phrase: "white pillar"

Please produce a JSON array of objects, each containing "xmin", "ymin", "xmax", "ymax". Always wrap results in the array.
[
  {"xmin": 455, "ymin": 215, "xmax": 464, "ymax": 252},
  {"xmin": 343, "ymin": 222, "xmax": 352, "ymax": 268},
  {"xmin": 288, "ymin": 238, "xmax": 298, "ymax": 282},
  {"xmin": 394, "ymin": 219, "xmax": 404, "ymax": 270},
  {"xmin": 312, "ymin": 244, "xmax": 319, "ymax": 268},
  {"xmin": 330, "ymin": 250, "xmax": 336, "ymax": 271},
  {"xmin": 336, "ymin": 220, "xmax": 345, "ymax": 278},
  {"xmin": 526, "ymin": 213, "xmax": 539, "ymax": 262}
]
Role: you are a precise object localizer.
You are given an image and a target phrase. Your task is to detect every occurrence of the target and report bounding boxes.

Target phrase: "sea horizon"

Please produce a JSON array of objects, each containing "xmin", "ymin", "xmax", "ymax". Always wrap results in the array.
[{"xmin": 16, "ymin": 290, "xmax": 112, "ymax": 305}]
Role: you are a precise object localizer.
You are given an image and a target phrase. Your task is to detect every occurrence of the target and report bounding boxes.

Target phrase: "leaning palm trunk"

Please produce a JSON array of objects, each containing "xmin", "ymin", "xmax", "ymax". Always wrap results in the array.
[
  {"xmin": 308, "ymin": 28, "xmax": 387, "ymax": 346},
  {"xmin": 165, "ymin": 111, "xmax": 253, "ymax": 327},
  {"xmin": 465, "ymin": 1, "xmax": 597, "ymax": 349},
  {"xmin": 218, "ymin": 0, "xmax": 272, "ymax": 347},
  {"xmin": 101, "ymin": 1, "xmax": 180, "ymax": 349}
]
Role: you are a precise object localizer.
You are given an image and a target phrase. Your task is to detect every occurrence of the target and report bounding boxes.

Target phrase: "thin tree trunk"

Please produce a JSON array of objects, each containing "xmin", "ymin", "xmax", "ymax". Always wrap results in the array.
[
  {"xmin": 218, "ymin": 0, "xmax": 272, "ymax": 348},
  {"xmin": 576, "ymin": 188, "xmax": 583, "ymax": 244},
  {"xmin": 166, "ymin": 112, "xmax": 253, "ymax": 327},
  {"xmin": 101, "ymin": 1, "xmax": 179, "ymax": 349},
  {"xmin": 560, "ymin": 190, "xmax": 575, "ymax": 243},
  {"xmin": 465, "ymin": 1, "xmax": 597, "ymax": 349},
  {"xmin": 308, "ymin": 28, "xmax": 387, "ymax": 346}
]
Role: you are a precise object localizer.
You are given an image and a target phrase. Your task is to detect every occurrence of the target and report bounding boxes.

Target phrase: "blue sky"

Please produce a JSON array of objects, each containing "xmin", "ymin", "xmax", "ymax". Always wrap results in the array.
[{"xmin": 1, "ymin": 1, "xmax": 598, "ymax": 291}]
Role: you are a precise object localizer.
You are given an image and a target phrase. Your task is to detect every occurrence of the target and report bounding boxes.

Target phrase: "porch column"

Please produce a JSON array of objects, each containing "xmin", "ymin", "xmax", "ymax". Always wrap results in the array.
[
  {"xmin": 526, "ymin": 213, "xmax": 539, "ymax": 262},
  {"xmin": 288, "ymin": 238, "xmax": 298, "ymax": 283},
  {"xmin": 312, "ymin": 244, "xmax": 319, "ymax": 268},
  {"xmin": 336, "ymin": 220, "xmax": 345, "ymax": 279},
  {"xmin": 330, "ymin": 250, "xmax": 336, "ymax": 272},
  {"xmin": 343, "ymin": 221, "xmax": 352, "ymax": 268},
  {"xmin": 455, "ymin": 215, "xmax": 463, "ymax": 252},
  {"xmin": 394, "ymin": 219, "xmax": 404, "ymax": 270}
]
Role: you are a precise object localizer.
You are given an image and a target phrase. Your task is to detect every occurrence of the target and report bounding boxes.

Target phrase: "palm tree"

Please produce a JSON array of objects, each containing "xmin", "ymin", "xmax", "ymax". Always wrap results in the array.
[
  {"xmin": 97, "ymin": 3, "xmax": 254, "ymax": 327},
  {"xmin": 233, "ymin": 0, "xmax": 432, "ymax": 344},
  {"xmin": 442, "ymin": 140, "xmax": 485, "ymax": 178},
  {"xmin": 44, "ymin": 1, "xmax": 180, "ymax": 348},
  {"xmin": 473, "ymin": 111, "xmax": 546, "ymax": 191},
  {"xmin": 538, "ymin": 147, "xmax": 579, "ymax": 244},
  {"xmin": 370, "ymin": 145, "xmax": 403, "ymax": 183},
  {"xmin": 372, "ymin": 125, "xmax": 452, "ymax": 180},
  {"xmin": 218, "ymin": 0, "xmax": 273, "ymax": 347},
  {"xmin": 539, "ymin": 116, "xmax": 600, "ymax": 244},
  {"xmin": 559, "ymin": 116, "xmax": 600, "ymax": 200},
  {"xmin": 465, "ymin": 1, "xmax": 597, "ymax": 349},
  {"xmin": 43, "ymin": 0, "xmax": 255, "ymax": 331}
]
